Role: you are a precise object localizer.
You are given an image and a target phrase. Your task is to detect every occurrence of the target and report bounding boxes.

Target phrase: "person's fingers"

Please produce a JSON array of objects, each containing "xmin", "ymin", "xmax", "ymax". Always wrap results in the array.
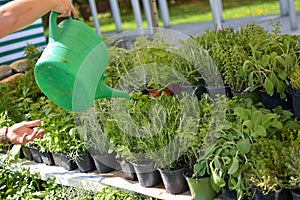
[
  {"xmin": 35, "ymin": 129, "xmax": 45, "ymax": 138},
  {"xmin": 71, "ymin": 6, "xmax": 78, "ymax": 19},
  {"xmin": 22, "ymin": 119, "xmax": 42, "ymax": 128},
  {"xmin": 18, "ymin": 132, "xmax": 29, "ymax": 145},
  {"xmin": 26, "ymin": 129, "xmax": 39, "ymax": 142}
]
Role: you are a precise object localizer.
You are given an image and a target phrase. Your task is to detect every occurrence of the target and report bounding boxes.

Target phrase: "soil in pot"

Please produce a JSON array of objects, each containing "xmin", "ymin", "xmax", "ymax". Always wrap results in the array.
[
  {"xmin": 28, "ymin": 147, "xmax": 43, "ymax": 163},
  {"xmin": 76, "ymin": 152, "xmax": 96, "ymax": 173},
  {"xmin": 183, "ymin": 170, "xmax": 217, "ymax": 200},
  {"xmin": 117, "ymin": 159, "xmax": 137, "ymax": 181},
  {"xmin": 158, "ymin": 168, "xmax": 189, "ymax": 195},
  {"xmin": 40, "ymin": 151, "xmax": 55, "ymax": 166},
  {"xmin": 91, "ymin": 153, "xmax": 119, "ymax": 173},
  {"xmin": 131, "ymin": 161, "xmax": 162, "ymax": 188}
]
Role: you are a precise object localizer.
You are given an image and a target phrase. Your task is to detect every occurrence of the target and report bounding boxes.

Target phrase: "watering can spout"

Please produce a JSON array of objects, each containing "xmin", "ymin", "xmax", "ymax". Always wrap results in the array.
[{"xmin": 95, "ymin": 75, "xmax": 131, "ymax": 100}]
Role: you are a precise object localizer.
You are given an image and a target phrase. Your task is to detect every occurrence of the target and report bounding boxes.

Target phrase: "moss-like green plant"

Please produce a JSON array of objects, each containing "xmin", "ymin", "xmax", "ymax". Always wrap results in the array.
[
  {"xmin": 290, "ymin": 67, "xmax": 300, "ymax": 91},
  {"xmin": 244, "ymin": 138, "xmax": 288, "ymax": 194}
]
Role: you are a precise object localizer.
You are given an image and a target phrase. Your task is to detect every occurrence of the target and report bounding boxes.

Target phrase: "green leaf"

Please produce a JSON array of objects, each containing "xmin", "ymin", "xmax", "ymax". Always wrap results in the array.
[
  {"xmin": 275, "ymin": 55, "xmax": 286, "ymax": 67},
  {"xmin": 234, "ymin": 107, "xmax": 249, "ymax": 120},
  {"xmin": 241, "ymin": 60, "xmax": 252, "ymax": 77},
  {"xmin": 243, "ymin": 120, "xmax": 254, "ymax": 129},
  {"xmin": 228, "ymin": 157, "xmax": 239, "ymax": 175},
  {"xmin": 277, "ymin": 69, "xmax": 288, "ymax": 80},
  {"xmin": 194, "ymin": 160, "xmax": 207, "ymax": 176},
  {"xmin": 237, "ymin": 139, "xmax": 251, "ymax": 154},
  {"xmin": 264, "ymin": 77, "xmax": 274, "ymax": 96},
  {"xmin": 210, "ymin": 176, "xmax": 221, "ymax": 193},
  {"xmin": 269, "ymin": 121, "xmax": 283, "ymax": 129},
  {"xmin": 284, "ymin": 121, "xmax": 300, "ymax": 130},
  {"xmin": 261, "ymin": 55, "xmax": 270, "ymax": 67},
  {"xmin": 254, "ymin": 51, "xmax": 262, "ymax": 60},
  {"xmin": 248, "ymin": 71, "xmax": 254, "ymax": 88},
  {"xmin": 253, "ymin": 125, "xmax": 267, "ymax": 137},
  {"xmin": 251, "ymin": 111, "xmax": 263, "ymax": 124},
  {"xmin": 212, "ymin": 171, "xmax": 226, "ymax": 187}
]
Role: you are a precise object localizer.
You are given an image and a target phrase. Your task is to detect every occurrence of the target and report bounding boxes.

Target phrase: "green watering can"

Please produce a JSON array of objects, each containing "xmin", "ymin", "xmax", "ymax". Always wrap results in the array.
[{"xmin": 34, "ymin": 11, "xmax": 130, "ymax": 112}]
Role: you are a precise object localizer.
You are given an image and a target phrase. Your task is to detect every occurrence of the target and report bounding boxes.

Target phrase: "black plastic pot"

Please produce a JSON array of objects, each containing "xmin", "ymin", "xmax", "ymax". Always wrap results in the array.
[
  {"xmin": 91, "ymin": 153, "xmax": 119, "ymax": 173},
  {"xmin": 28, "ymin": 147, "xmax": 43, "ymax": 163},
  {"xmin": 205, "ymin": 85, "xmax": 233, "ymax": 99},
  {"xmin": 233, "ymin": 90, "xmax": 261, "ymax": 104},
  {"xmin": 117, "ymin": 159, "xmax": 137, "ymax": 181},
  {"xmin": 288, "ymin": 88, "xmax": 300, "ymax": 118},
  {"xmin": 40, "ymin": 151, "xmax": 55, "ymax": 166},
  {"xmin": 59, "ymin": 153, "xmax": 78, "ymax": 171},
  {"xmin": 260, "ymin": 91, "xmax": 292, "ymax": 110},
  {"xmin": 180, "ymin": 84, "xmax": 207, "ymax": 100},
  {"xmin": 131, "ymin": 161, "xmax": 162, "ymax": 188},
  {"xmin": 21, "ymin": 146, "xmax": 33, "ymax": 160},
  {"xmin": 0, "ymin": 144, "xmax": 12, "ymax": 154},
  {"xmin": 251, "ymin": 187, "xmax": 288, "ymax": 200},
  {"xmin": 158, "ymin": 168, "xmax": 189, "ymax": 194},
  {"xmin": 221, "ymin": 187, "xmax": 238, "ymax": 200},
  {"xmin": 76, "ymin": 152, "xmax": 96, "ymax": 173},
  {"xmin": 221, "ymin": 186, "xmax": 249, "ymax": 200},
  {"xmin": 52, "ymin": 153, "xmax": 62, "ymax": 166},
  {"xmin": 291, "ymin": 190, "xmax": 300, "ymax": 200}
]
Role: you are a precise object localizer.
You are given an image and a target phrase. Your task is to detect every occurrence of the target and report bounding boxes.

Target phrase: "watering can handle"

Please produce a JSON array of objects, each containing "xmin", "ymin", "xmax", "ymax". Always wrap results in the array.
[
  {"xmin": 49, "ymin": 11, "xmax": 81, "ymax": 42},
  {"xmin": 49, "ymin": 11, "xmax": 61, "ymax": 42}
]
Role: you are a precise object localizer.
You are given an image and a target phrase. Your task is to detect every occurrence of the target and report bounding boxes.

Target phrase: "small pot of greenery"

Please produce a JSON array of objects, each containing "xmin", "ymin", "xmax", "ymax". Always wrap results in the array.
[
  {"xmin": 281, "ymin": 129, "xmax": 300, "ymax": 199},
  {"xmin": 244, "ymin": 138, "xmax": 289, "ymax": 200},
  {"xmin": 288, "ymin": 66, "xmax": 300, "ymax": 118},
  {"xmin": 241, "ymin": 30, "xmax": 300, "ymax": 109},
  {"xmin": 76, "ymin": 99, "xmax": 120, "ymax": 173}
]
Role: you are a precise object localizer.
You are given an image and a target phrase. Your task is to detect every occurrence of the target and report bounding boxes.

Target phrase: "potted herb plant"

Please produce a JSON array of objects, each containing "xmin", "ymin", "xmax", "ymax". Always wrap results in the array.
[
  {"xmin": 195, "ymin": 23, "xmax": 270, "ymax": 100},
  {"xmin": 111, "ymin": 92, "xmax": 163, "ymax": 187},
  {"xmin": 180, "ymin": 93, "xmax": 220, "ymax": 200},
  {"xmin": 68, "ymin": 134, "xmax": 96, "ymax": 173},
  {"xmin": 243, "ymin": 138, "xmax": 289, "ymax": 200},
  {"xmin": 288, "ymin": 66, "xmax": 300, "ymax": 118},
  {"xmin": 142, "ymin": 92, "xmax": 200, "ymax": 194},
  {"xmin": 241, "ymin": 29, "xmax": 300, "ymax": 109},
  {"xmin": 280, "ymin": 129, "xmax": 300, "ymax": 200},
  {"xmin": 76, "ymin": 98, "xmax": 119, "ymax": 174}
]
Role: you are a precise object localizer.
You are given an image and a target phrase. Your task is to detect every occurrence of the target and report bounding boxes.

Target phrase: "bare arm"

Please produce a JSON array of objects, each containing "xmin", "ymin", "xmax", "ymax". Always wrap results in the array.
[{"xmin": 0, "ymin": 0, "xmax": 78, "ymax": 38}]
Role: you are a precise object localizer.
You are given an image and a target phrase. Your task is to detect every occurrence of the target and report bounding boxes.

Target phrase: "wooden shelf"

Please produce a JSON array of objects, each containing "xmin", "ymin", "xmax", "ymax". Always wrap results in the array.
[{"xmin": 11, "ymin": 158, "xmax": 193, "ymax": 200}]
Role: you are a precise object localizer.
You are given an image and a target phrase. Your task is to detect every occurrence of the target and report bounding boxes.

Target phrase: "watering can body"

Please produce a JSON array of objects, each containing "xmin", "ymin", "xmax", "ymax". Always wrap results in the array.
[{"xmin": 34, "ymin": 11, "xmax": 130, "ymax": 112}]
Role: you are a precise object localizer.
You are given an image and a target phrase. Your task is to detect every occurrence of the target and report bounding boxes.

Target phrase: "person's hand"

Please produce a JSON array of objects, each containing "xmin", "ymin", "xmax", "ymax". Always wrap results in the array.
[
  {"xmin": 6, "ymin": 120, "xmax": 45, "ymax": 145},
  {"xmin": 52, "ymin": 0, "xmax": 78, "ymax": 19}
]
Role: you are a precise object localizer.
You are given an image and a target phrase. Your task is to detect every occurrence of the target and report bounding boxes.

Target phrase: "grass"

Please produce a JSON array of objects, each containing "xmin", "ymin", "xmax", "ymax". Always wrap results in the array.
[{"xmin": 82, "ymin": 0, "xmax": 300, "ymax": 34}]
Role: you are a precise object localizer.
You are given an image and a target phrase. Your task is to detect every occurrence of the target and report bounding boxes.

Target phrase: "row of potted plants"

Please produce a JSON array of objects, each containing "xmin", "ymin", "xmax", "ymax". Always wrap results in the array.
[
  {"xmin": 101, "ymin": 23, "xmax": 300, "ymax": 199},
  {"xmin": 1, "ymin": 21, "xmax": 300, "ymax": 199},
  {"xmin": 195, "ymin": 22, "xmax": 300, "ymax": 116}
]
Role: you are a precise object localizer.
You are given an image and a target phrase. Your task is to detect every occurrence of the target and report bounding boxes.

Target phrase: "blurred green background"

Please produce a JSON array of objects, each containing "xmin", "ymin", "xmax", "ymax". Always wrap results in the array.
[{"xmin": 43, "ymin": 0, "xmax": 300, "ymax": 35}]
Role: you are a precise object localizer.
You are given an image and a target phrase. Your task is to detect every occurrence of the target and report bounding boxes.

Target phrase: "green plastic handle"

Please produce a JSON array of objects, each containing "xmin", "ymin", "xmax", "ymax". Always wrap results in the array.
[{"xmin": 49, "ymin": 11, "xmax": 61, "ymax": 42}]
